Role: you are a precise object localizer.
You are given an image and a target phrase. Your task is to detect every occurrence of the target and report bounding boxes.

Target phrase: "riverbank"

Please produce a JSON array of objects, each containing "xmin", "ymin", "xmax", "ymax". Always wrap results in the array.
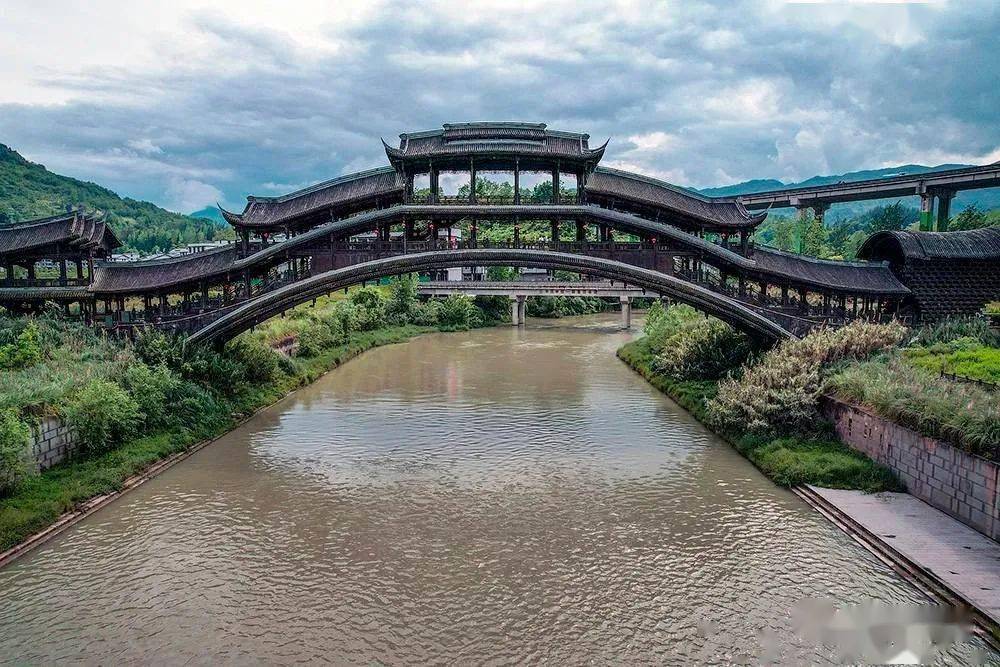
[
  {"xmin": 617, "ymin": 337, "xmax": 901, "ymax": 491},
  {"xmin": 0, "ymin": 324, "xmax": 439, "ymax": 555}
]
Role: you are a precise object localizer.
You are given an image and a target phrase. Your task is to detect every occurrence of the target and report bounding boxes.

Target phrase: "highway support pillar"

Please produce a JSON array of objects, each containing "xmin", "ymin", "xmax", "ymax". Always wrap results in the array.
[
  {"xmin": 936, "ymin": 190, "xmax": 955, "ymax": 232},
  {"xmin": 919, "ymin": 189, "xmax": 934, "ymax": 232},
  {"xmin": 620, "ymin": 296, "xmax": 632, "ymax": 330}
]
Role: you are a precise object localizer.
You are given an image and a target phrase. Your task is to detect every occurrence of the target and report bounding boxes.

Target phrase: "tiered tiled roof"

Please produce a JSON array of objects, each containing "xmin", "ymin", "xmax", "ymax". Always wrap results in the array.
[
  {"xmin": 586, "ymin": 167, "xmax": 766, "ymax": 229},
  {"xmin": 219, "ymin": 167, "xmax": 404, "ymax": 228},
  {"xmin": 91, "ymin": 246, "xmax": 237, "ymax": 293},
  {"xmin": 749, "ymin": 246, "xmax": 908, "ymax": 294},
  {"xmin": 0, "ymin": 210, "xmax": 121, "ymax": 258},
  {"xmin": 384, "ymin": 122, "xmax": 607, "ymax": 168}
]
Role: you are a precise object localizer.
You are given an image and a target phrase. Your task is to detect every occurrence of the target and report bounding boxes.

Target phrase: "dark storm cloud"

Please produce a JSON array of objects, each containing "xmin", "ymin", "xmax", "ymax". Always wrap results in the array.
[{"xmin": 1, "ymin": 0, "xmax": 997, "ymax": 213}]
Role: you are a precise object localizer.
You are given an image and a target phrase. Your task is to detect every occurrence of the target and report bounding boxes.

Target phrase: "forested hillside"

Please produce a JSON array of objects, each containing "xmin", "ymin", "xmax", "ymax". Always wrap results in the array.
[{"xmin": 0, "ymin": 144, "xmax": 231, "ymax": 253}]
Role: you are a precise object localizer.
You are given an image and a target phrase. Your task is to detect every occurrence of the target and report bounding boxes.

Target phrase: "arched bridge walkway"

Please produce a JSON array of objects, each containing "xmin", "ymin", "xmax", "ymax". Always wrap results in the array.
[{"xmin": 185, "ymin": 249, "xmax": 795, "ymax": 347}]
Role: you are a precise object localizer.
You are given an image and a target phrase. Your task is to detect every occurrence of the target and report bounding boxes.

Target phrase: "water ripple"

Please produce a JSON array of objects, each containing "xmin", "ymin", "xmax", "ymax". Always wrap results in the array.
[{"xmin": 0, "ymin": 314, "xmax": 990, "ymax": 665}]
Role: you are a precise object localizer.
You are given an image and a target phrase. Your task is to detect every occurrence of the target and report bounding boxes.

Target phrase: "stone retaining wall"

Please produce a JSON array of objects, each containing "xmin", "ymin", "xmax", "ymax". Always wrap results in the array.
[
  {"xmin": 821, "ymin": 396, "xmax": 999, "ymax": 541},
  {"xmin": 29, "ymin": 417, "xmax": 80, "ymax": 471}
]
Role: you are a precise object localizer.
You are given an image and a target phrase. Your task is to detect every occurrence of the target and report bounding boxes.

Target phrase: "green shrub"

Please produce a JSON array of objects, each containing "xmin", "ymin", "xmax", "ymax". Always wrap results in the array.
[
  {"xmin": 986, "ymin": 301, "xmax": 1000, "ymax": 315},
  {"xmin": 642, "ymin": 303, "xmax": 701, "ymax": 354},
  {"xmin": 654, "ymin": 317, "xmax": 756, "ymax": 381},
  {"xmin": 134, "ymin": 329, "xmax": 184, "ymax": 369},
  {"xmin": 120, "ymin": 362, "xmax": 182, "ymax": 430},
  {"xmin": 438, "ymin": 295, "xmax": 476, "ymax": 328},
  {"xmin": 0, "ymin": 409, "xmax": 30, "ymax": 496},
  {"xmin": 708, "ymin": 320, "xmax": 907, "ymax": 435},
  {"xmin": 0, "ymin": 321, "xmax": 43, "ymax": 370},
  {"xmin": 296, "ymin": 321, "xmax": 335, "ymax": 357},
  {"xmin": 411, "ymin": 300, "xmax": 441, "ymax": 326},
  {"xmin": 332, "ymin": 300, "xmax": 359, "ymax": 336},
  {"xmin": 66, "ymin": 379, "xmax": 143, "ymax": 454},
  {"xmin": 350, "ymin": 287, "xmax": 387, "ymax": 331},
  {"xmin": 387, "ymin": 275, "xmax": 418, "ymax": 320},
  {"xmin": 224, "ymin": 338, "xmax": 280, "ymax": 384}
]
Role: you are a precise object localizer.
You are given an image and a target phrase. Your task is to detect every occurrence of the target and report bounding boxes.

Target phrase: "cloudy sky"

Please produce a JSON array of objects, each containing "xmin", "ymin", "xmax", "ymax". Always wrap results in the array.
[{"xmin": 1, "ymin": 0, "xmax": 997, "ymax": 214}]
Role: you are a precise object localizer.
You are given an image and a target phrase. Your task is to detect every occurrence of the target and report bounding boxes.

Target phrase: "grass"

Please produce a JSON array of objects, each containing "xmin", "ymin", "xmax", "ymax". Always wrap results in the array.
[
  {"xmin": 618, "ymin": 338, "xmax": 902, "ymax": 492},
  {"xmin": 826, "ymin": 353, "xmax": 1000, "ymax": 460},
  {"xmin": 904, "ymin": 343, "xmax": 1000, "ymax": 384},
  {"xmin": 0, "ymin": 316, "xmax": 130, "ymax": 415},
  {"xmin": 0, "ymin": 324, "xmax": 435, "ymax": 553}
]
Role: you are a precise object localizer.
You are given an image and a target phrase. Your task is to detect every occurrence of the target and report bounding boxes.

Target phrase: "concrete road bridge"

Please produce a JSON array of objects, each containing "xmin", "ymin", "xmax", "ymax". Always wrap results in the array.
[
  {"xmin": 418, "ymin": 280, "xmax": 645, "ymax": 328},
  {"xmin": 1, "ymin": 122, "xmax": 997, "ymax": 346},
  {"xmin": 735, "ymin": 162, "xmax": 1000, "ymax": 232}
]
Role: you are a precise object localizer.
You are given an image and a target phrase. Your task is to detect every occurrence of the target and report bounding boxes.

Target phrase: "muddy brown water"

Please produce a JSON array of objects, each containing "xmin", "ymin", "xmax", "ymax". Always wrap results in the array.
[{"xmin": 0, "ymin": 314, "xmax": 993, "ymax": 664}]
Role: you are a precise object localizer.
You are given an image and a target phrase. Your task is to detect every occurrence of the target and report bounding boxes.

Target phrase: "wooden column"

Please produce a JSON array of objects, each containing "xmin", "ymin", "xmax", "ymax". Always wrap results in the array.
[
  {"xmin": 514, "ymin": 159, "xmax": 521, "ymax": 204},
  {"xmin": 469, "ymin": 158, "xmax": 477, "ymax": 203},
  {"xmin": 552, "ymin": 164, "xmax": 560, "ymax": 204}
]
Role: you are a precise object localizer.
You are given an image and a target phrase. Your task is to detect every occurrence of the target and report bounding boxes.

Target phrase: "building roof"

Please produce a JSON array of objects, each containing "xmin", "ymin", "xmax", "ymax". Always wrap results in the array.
[
  {"xmin": 91, "ymin": 246, "xmax": 238, "ymax": 293},
  {"xmin": 858, "ymin": 227, "xmax": 1000, "ymax": 263},
  {"xmin": 384, "ymin": 122, "xmax": 607, "ymax": 169},
  {"xmin": 220, "ymin": 167, "xmax": 404, "ymax": 228},
  {"xmin": 585, "ymin": 167, "xmax": 767, "ymax": 229},
  {"xmin": 0, "ymin": 210, "xmax": 121, "ymax": 257},
  {"xmin": 749, "ymin": 246, "xmax": 909, "ymax": 294}
]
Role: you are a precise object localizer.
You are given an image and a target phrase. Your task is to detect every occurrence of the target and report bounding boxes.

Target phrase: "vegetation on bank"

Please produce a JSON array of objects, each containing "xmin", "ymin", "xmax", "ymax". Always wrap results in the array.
[
  {"xmin": 825, "ymin": 319, "xmax": 1000, "ymax": 459},
  {"xmin": 620, "ymin": 303, "xmax": 904, "ymax": 491},
  {"xmin": 0, "ymin": 278, "xmax": 503, "ymax": 552},
  {"xmin": 621, "ymin": 304, "xmax": 1000, "ymax": 489}
]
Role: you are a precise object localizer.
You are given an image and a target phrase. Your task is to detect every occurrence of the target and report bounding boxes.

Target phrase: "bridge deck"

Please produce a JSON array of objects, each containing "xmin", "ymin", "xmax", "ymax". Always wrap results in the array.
[{"xmin": 416, "ymin": 280, "xmax": 647, "ymax": 298}]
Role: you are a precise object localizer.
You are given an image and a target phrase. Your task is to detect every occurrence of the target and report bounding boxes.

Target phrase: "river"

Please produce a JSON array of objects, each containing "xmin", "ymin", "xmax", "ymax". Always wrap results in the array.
[{"xmin": 0, "ymin": 314, "xmax": 992, "ymax": 664}]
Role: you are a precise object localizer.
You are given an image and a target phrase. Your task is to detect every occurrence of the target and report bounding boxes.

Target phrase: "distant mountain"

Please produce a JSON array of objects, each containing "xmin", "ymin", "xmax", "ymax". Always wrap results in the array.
[
  {"xmin": 189, "ymin": 206, "xmax": 227, "ymax": 224},
  {"xmin": 0, "ymin": 144, "xmax": 232, "ymax": 253},
  {"xmin": 699, "ymin": 163, "xmax": 1000, "ymax": 220}
]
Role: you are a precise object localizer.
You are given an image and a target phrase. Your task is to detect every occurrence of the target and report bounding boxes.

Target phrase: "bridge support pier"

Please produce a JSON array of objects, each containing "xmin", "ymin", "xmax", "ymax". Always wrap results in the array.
[
  {"xmin": 919, "ymin": 190, "xmax": 934, "ymax": 232},
  {"xmin": 510, "ymin": 295, "xmax": 526, "ymax": 326},
  {"xmin": 620, "ymin": 296, "xmax": 632, "ymax": 330},
  {"xmin": 936, "ymin": 190, "xmax": 955, "ymax": 232}
]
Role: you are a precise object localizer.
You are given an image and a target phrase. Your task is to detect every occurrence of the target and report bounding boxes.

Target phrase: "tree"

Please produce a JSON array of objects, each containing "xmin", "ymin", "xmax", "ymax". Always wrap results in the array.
[
  {"xmin": 950, "ymin": 204, "xmax": 993, "ymax": 231},
  {"xmin": 863, "ymin": 202, "xmax": 914, "ymax": 234}
]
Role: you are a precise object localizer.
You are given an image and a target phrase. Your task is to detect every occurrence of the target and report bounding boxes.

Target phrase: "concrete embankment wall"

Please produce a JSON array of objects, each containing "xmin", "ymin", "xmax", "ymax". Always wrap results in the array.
[
  {"xmin": 29, "ymin": 417, "xmax": 80, "ymax": 471},
  {"xmin": 821, "ymin": 396, "xmax": 999, "ymax": 541}
]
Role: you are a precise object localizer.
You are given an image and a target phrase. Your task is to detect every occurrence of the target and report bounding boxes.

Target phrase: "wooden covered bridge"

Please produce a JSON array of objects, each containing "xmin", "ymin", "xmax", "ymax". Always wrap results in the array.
[{"xmin": 1, "ymin": 122, "xmax": 998, "ymax": 345}]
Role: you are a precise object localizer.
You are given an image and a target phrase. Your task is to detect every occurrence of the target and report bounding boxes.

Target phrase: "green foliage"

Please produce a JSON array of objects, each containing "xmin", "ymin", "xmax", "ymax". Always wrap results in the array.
[
  {"xmin": 642, "ymin": 302, "xmax": 702, "ymax": 353},
  {"xmin": 862, "ymin": 201, "xmax": 914, "ymax": 233},
  {"xmin": 0, "ymin": 410, "xmax": 30, "ymax": 496},
  {"xmin": 0, "ymin": 321, "xmax": 43, "ymax": 370},
  {"xmin": 411, "ymin": 299, "xmax": 442, "ymax": 326},
  {"xmin": 525, "ymin": 296, "xmax": 608, "ymax": 318},
  {"xmin": 653, "ymin": 317, "xmax": 757, "ymax": 381},
  {"xmin": 473, "ymin": 295, "xmax": 512, "ymax": 323},
  {"xmin": 66, "ymin": 379, "xmax": 143, "ymax": 454},
  {"xmin": 296, "ymin": 321, "xmax": 336, "ymax": 357},
  {"xmin": 0, "ymin": 144, "xmax": 232, "ymax": 253},
  {"xmin": 349, "ymin": 287, "xmax": 387, "ymax": 331},
  {"xmin": 120, "ymin": 362, "xmax": 181, "ymax": 430},
  {"xmin": 387, "ymin": 275, "xmax": 419, "ymax": 320},
  {"xmin": 223, "ymin": 338, "xmax": 279, "ymax": 385},
  {"xmin": 910, "ymin": 316, "xmax": 1000, "ymax": 348},
  {"xmin": 437, "ymin": 295, "xmax": 477, "ymax": 329},
  {"xmin": 949, "ymin": 204, "xmax": 1000, "ymax": 232},
  {"xmin": 986, "ymin": 301, "xmax": 1000, "ymax": 315},
  {"xmin": 618, "ymin": 338, "xmax": 900, "ymax": 492},
  {"xmin": 827, "ymin": 356, "xmax": 999, "ymax": 459},
  {"xmin": 708, "ymin": 321, "xmax": 907, "ymax": 435}
]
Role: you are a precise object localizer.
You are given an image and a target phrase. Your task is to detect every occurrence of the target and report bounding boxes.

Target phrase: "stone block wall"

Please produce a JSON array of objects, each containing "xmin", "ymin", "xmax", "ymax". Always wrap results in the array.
[
  {"xmin": 821, "ymin": 396, "xmax": 999, "ymax": 541},
  {"xmin": 29, "ymin": 416, "xmax": 80, "ymax": 471}
]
